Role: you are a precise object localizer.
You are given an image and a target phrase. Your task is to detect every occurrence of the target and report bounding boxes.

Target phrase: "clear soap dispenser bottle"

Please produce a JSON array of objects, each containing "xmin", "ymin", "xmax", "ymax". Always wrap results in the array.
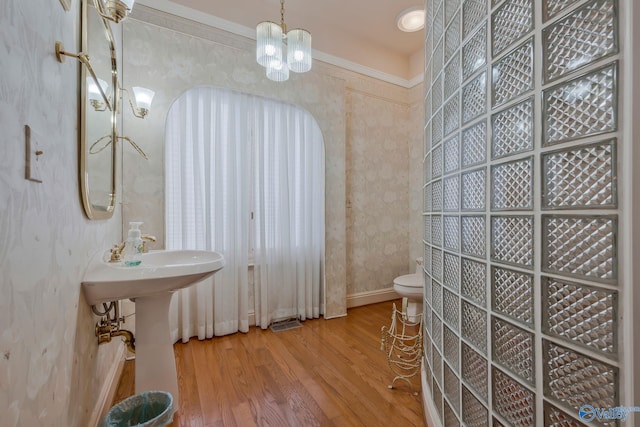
[{"xmin": 124, "ymin": 221, "xmax": 144, "ymax": 266}]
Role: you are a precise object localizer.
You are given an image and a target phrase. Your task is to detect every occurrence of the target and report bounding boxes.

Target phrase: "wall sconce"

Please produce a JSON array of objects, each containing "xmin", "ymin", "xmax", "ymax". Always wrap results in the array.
[
  {"xmin": 86, "ymin": 82, "xmax": 155, "ymax": 118},
  {"xmin": 87, "ymin": 77, "xmax": 110, "ymax": 111},
  {"xmin": 93, "ymin": 0, "xmax": 136, "ymax": 24},
  {"xmin": 56, "ymin": 42, "xmax": 113, "ymax": 112},
  {"xmin": 90, "ymin": 134, "xmax": 149, "ymax": 159},
  {"xmin": 56, "ymin": 0, "xmax": 151, "ymax": 160},
  {"xmin": 88, "ymin": 85, "xmax": 154, "ymax": 159},
  {"xmin": 123, "ymin": 86, "xmax": 155, "ymax": 119}
]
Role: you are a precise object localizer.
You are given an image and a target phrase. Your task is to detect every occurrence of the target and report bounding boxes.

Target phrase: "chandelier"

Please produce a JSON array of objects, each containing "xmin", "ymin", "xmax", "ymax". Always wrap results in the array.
[{"xmin": 256, "ymin": 0, "xmax": 312, "ymax": 82}]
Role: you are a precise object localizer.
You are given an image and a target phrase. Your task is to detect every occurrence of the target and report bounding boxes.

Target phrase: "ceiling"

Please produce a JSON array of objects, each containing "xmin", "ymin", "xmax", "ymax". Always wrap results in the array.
[{"xmin": 137, "ymin": 0, "xmax": 426, "ymax": 83}]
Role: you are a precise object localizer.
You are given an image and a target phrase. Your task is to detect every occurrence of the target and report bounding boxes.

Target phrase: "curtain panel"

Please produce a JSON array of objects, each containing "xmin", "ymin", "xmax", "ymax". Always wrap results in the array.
[{"xmin": 165, "ymin": 87, "xmax": 324, "ymax": 342}]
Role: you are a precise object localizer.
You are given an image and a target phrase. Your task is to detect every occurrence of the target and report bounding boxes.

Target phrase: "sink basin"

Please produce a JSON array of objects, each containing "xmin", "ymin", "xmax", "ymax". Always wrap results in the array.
[
  {"xmin": 81, "ymin": 249, "xmax": 225, "ymax": 412},
  {"xmin": 82, "ymin": 249, "xmax": 225, "ymax": 305}
]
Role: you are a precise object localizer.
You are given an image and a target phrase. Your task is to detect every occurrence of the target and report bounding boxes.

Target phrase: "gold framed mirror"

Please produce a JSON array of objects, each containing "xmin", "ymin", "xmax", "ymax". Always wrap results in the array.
[{"xmin": 79, "ymin": 0, "xmax": 118, "ymax": 219}]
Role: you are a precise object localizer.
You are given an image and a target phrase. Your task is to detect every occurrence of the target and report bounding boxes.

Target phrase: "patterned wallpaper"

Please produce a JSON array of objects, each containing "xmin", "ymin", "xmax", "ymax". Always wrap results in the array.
[
  {"xmin": 0, "ymin": 0, "xmax": 124, "ymax": 426},
  {"xmin": 409, "ymin": 86, "xmax": 426, "ymax": 270},
  {"xmin": 121, "ymin": 6, "xmax": 424, "ymax": 316},
  {"xmin": 346, "ymin": 91, "xmax": 410, "ymax": 294}
]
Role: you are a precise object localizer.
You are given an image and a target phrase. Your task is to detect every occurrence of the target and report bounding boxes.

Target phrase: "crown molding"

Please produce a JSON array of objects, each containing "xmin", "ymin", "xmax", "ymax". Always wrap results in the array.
[{"xmin": 134, "ymin": 0, "xmax": 423, "ymax": 88}]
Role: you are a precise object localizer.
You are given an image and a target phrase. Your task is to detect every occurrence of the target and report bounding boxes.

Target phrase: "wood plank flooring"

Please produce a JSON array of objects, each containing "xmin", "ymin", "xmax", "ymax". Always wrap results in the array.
[{"xmin": 111, "ymin": 300, "xmax": 425, "ymax": 426}]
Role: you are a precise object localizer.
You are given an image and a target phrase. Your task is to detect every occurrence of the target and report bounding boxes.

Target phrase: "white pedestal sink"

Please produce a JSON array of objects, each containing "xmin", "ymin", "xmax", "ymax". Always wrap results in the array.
[{"xmin": 82, "ymin": 249, "xmax": 225, "ymax": 411}]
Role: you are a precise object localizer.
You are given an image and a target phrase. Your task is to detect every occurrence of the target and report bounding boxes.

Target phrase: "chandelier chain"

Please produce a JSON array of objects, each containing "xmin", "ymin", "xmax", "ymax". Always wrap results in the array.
[{"xmin": 280, "ymin": 0, "xmax": 286, "ymax": 32}]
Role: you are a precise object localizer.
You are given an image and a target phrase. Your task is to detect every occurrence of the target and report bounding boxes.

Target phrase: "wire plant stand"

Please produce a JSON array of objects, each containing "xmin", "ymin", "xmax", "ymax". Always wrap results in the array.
[{"xmin": 380, "ymin": 302, "xmax": 424, "ymax": 395}]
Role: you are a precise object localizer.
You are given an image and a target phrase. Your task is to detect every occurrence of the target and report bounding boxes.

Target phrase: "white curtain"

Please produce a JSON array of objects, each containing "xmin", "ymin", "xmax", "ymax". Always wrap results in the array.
[
  {"xmin": 165, "ymin": 87, "xmax": 250, "ymax": 342},
  {"xmin": 165, "ymin": 87, "xmax": 324, "ymax": 342},
  {"xmin": 252, "ymin": 98, "xmax": 325, "ymax": 327}
]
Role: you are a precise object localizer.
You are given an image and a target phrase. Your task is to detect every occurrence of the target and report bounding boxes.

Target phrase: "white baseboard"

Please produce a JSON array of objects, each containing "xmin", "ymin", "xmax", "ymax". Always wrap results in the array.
[
  {"xmin": 90, "ymin": 343, "xmax": 127, "ymax": 427},
  {"xmin": 248, "ymin": 288, "xmax": 398, "ymax": 324},
  {"xmin": 324, "ymin": 312, "xmax": 348, "ymax": 320},
  {"xmin": 421, "ymin": 363, "xmax": 443, "ymax": 427},
  {"xmin": 347, "ymin": 287, "xmax": 400, "ymax": 308}
]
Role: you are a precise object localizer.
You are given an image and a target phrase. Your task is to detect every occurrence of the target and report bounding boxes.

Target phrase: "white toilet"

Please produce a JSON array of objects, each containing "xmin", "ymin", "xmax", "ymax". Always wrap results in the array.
[{"xmin": 393, "ymin": 257, "xmax": 424, "ymax": 320}]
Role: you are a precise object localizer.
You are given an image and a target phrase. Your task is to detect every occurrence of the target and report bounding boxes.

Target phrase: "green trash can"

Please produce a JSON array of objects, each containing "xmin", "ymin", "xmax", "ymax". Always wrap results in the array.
[{"xmin": 99, "ymin": 391, "xmax": 174, "ymax": 427}]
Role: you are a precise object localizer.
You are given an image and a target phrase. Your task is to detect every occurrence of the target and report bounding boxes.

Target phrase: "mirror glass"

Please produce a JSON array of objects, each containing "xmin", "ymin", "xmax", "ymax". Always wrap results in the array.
[{"xmin": 80, "ymin": 0, "xmax": 118, "ymax": 219}]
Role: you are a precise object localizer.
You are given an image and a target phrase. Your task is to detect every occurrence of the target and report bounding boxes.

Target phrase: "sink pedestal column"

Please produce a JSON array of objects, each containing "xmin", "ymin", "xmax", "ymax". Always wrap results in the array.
[{"xmin": 134, "ymin": 292, "xmax": 179, "ymax": 411}]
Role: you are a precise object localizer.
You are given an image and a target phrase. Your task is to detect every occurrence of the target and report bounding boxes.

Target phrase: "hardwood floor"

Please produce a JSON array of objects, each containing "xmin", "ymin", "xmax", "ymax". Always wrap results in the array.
[{"xmin": 112, "ymin": 300, "xmax": 425, "ymax": 426}]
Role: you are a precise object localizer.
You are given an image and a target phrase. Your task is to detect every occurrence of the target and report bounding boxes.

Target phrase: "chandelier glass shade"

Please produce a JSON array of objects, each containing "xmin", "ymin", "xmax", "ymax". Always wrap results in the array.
[
  {"xmin": 286, "ymin": 28, "xmax": 312, "ymax": 73},
  {"xmin": 256, "ymin": 21, "xmax": 283, "ymax": 67},
  {"xmin": 101, "ymin": 0, "xmax": 135, "ymax": 23},
  {"xmin": 266, "ymin": 58, "xmax": 290, "ymax": 82}
]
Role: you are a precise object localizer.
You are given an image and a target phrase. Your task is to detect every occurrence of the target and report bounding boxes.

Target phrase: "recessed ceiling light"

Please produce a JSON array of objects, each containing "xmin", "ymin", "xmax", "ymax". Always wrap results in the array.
[{"xmin": 396, "ymin": 6, "xmax": 425, "ymax": 32}]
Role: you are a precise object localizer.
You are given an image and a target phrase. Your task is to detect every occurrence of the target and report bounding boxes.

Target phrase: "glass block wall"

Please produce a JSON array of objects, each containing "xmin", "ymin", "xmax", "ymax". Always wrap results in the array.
[{"xmin": 422, "ymin": 0, "xmax": 625, "ymax": 425}]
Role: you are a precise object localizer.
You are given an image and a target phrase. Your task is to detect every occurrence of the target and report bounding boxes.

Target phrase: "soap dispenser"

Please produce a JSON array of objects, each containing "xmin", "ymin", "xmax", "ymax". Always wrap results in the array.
[{"xmin": 124, "ymin": 221, "xmax": 144, "ymax": 266}]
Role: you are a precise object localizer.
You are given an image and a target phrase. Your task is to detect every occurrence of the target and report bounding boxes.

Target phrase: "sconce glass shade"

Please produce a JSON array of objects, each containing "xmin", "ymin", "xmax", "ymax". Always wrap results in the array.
[
  {"xmin": 132, "ymin": 86, "xmax": 155, "ymax": 110},
  {"xmin": 256, "ymin": 21, "xmax": 283, "ymax": 67},
  {"xmin": 266, "ymin": 59, "xmax": 290, "ymax": 82},
  {"xmin": 286, "ymin": 29, "xmax": 312, "ymax": 73},
  {"xmin": 104, "ymin": 0, "xmax": 135, "ymax": 23},
  {"xmin": 87, "ymin": 77, "xmax": 109, "ymax": 101}
]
